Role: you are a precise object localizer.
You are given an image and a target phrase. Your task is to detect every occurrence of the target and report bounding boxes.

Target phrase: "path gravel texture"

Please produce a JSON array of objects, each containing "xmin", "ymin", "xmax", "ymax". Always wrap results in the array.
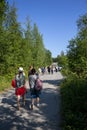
[{"xmin": 0, "ymin": 72, "xmax": 63, "ymax": 130}]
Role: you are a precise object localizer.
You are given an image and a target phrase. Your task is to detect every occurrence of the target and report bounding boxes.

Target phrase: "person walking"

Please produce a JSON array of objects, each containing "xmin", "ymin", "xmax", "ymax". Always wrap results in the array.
[
  {"xmin": 28, "ymin": 68, "xmax": 41, "ymax": 110},
  {"xmin": 28, "ymin": 65, "xmax": 33, "ymax": 77},
  {"xmin": 15, "ymin": 67, "xmax": 26, "ymax": 110}
]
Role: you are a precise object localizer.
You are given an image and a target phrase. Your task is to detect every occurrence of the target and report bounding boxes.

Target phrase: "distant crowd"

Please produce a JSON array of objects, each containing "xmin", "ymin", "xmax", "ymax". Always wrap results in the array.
[{"xmin": 38, "ymin": 65, "xmax": 59, "ymax": 75}]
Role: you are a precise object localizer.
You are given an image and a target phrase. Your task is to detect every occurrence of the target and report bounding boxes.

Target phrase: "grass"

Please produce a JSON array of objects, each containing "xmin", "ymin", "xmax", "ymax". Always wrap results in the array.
[{"xmin": 0, "ymin": 75, "xmax": 13, "ymax": 93}]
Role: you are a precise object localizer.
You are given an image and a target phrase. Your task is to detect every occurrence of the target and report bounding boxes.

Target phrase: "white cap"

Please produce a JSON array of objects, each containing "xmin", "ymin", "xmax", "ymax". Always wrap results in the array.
[{"xmin": 18, "ymin": 67, "xmax": 24, "ymax": 72}]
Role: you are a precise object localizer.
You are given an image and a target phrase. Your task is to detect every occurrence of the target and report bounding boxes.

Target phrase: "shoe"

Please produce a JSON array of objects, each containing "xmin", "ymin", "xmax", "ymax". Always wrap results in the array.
[
  {"xmin": 30, "ymin": 104, "xmax": 34, "ymax": 110},
  {"xmin": 37, "ymin": 103, "xmax": 39, "ymax": 107}
]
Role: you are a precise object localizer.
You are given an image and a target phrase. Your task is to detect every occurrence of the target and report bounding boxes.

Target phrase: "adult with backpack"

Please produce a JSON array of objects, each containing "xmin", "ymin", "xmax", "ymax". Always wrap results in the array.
[
  {"xmin": 12, "ymin": 67, "xmax": 26, "ymax": 110},
  {"xmin": 28, "ymin": 68, "xmax": 42, "ymax": 110}
]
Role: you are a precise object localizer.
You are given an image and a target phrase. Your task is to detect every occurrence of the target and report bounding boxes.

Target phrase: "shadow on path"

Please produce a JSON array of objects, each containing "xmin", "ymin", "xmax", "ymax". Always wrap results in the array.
[{"xmin": 0, "ymin": 73, "xmax": 63, "ymax": 130}]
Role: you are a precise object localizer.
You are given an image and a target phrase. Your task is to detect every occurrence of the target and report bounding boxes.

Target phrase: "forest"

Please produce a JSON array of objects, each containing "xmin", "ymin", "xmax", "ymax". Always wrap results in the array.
[{"xmin": 0, "ymin": 0, "xmax": 52, "ymax": 91}]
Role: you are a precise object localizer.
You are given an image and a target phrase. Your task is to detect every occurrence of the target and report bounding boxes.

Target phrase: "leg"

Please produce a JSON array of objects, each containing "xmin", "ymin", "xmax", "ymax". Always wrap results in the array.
[
  {"xmin": 36, "ymin": 92, "xmax": 40, "ymax": 106},
  {"xmin": 31, "ymin": 97, "xmax": 35, "ymax": 110},
  {"xmin": 22, "ymin": 94, "xmax": 26, "ymax": 106},
  {"xmin": 36, "ymin": 97, "xmax": 40, "ymax": 104},
  {"xmin": 17, "ymin": 95, "xmax": 21, "ymax": 110},
  {"xmin": 36, "ymin": 96, "xmax": 40, "ymax": 107}
]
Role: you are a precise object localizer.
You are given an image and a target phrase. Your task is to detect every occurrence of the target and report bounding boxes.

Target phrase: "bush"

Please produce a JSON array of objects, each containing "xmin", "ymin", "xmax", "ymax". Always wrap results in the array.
[{"xmin": 61, "ymin": 75, "xmax": 87, "ymax": 130}]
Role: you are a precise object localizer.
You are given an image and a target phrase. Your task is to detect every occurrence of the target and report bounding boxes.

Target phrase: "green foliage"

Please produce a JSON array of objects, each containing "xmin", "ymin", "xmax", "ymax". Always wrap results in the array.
[
  {"xmin": 0, "ymin": 0, "xmax": 7, "ymax": 26},
  {"xmin": 52, "ymin": 57, "xmax": 57, "ymax": 62},
  {"xmin": 0, "ymin": 75, "xmax": 12, "ymax": 92},
  {"xmin": 61, "ymin": 14, "xmax": 87, "ymax": 130},
  {"xmin": 31, "ymin": 23, "xmax": 46, "ymax": 67},
  {"xmin": 67, "ymin": 14, "xmax": 87, "ymax": 78},
  {"xmin": 61, "ymin": 75, "xmax": 87, "ymax": 130},
  {"xmin": 44, "ymin": 49, "xmax": 52, "ymax": 66},
  {"xmin": 57, "ymin": 51, "xmax": 68, "ymax": 67}
]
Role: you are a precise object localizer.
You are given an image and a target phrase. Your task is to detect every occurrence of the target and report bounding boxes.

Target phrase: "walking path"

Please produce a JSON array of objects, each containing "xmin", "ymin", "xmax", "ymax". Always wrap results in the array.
[{"xmin": 0, "ymin": 72, "xmax": 63, "ymax": 130}]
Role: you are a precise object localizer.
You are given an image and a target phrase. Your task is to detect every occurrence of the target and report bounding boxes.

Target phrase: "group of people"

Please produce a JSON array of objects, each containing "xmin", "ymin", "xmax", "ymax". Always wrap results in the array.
[
  {"xmin": 38, "ymin": 66, "xmax": 58, "ymax": 75},
  {"xmin": 13, "ymin": 66, "xmax": 42, "ymax": 110}
]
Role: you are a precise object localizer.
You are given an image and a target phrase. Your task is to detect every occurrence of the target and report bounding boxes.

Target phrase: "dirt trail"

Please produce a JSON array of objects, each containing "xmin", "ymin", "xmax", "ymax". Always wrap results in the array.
[{"xmin": 0, "ymin": 72, "xmax": 63, "ymax": 130}]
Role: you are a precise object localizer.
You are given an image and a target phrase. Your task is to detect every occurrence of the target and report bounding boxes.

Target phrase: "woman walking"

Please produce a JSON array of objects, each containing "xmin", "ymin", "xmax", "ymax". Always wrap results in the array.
[
  {"xmin": 28, "ymin": 68, "xmax": 41, "ymax": 110},
  {"xmin": 15, "ymin": 67, "xmax": 26, "ymax": 110}
]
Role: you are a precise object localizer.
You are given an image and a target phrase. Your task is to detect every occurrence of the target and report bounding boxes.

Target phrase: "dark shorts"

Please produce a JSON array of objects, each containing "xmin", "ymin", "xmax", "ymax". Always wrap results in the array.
[{"xmin": 30, "ymin": 88, "xmax": 41, "ymax": 98}]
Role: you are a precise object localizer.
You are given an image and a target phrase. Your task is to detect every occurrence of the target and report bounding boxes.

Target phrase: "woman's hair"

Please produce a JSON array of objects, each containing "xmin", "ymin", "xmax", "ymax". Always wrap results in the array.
[
  {"xmin": 29, "ymin": 65, "xmax": 33, "ymax": 69},
  {"xmin": 31, "ymin": 68, "xmax": 36, "ymax": 75}
]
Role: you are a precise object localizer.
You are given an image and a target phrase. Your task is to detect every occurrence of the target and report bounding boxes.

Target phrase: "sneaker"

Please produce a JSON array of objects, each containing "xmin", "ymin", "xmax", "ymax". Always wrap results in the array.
[
  {"xmin": 37, "ymin": 103, "xmax": 40, "ymax": 107},
  {"xmin": 30, "ymin": 104, "xmax": 34, "ymax": 110}
]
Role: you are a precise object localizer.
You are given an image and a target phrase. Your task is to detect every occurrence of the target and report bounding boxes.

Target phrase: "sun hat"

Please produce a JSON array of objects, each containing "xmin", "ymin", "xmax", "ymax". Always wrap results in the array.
[{"xmin": 18, "ymin": 67, "xmax": 24, "ymax": 72}]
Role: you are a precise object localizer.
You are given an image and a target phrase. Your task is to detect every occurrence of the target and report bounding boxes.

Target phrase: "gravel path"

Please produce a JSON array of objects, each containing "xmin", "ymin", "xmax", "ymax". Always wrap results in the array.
[{"xmin": 0, "ymin": 72, "xmax": 63, "ymax": 130}]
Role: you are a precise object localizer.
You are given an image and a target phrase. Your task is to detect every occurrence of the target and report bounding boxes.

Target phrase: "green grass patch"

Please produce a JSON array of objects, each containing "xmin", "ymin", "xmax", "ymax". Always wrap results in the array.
[{"xmin": 0, "ymin": 74, "xmax": 14, "ymax": 92}]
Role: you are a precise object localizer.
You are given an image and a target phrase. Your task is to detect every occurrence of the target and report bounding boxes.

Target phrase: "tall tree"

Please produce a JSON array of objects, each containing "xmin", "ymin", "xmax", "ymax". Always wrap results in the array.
[
  {"xmin": 45, "ymin": 49, "xmax": 52, "ymax": 66},
  {"xmin": 67, "ymin": 14, "xmax": 87, "ymax": 77},
  {"xmin": 0, "ymin": 0, "xmax": 7, "ymax": 27},
  {"xmin": 32, "ymin": 23, "xmax": 46, "ymax": 68},
  {"xmin": 2, "ymin": 3, "xmax": 23, "ymax": 73},
  {"xmin": 0, "ymin": 0, "xmax": 9, "ymax": 74},
  {"xmin": 24, "ymin": 17, "xmax": 33, "ymax": 68}
]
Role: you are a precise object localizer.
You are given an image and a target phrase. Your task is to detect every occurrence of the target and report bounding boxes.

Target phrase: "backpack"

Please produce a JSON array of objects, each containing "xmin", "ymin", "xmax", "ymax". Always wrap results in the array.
[
  {"xmin": 35, "ymin": 78, "xmax": 43, "ymax": 91},
  {"xmin": 11, "ymin": 79, "xmax": 16, "ymax": 88}
]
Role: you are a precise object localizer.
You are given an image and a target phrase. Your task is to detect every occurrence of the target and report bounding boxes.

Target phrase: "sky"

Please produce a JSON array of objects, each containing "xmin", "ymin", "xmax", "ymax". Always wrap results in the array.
[{"xmin": 9, "ymin": 0, "xmax": 87, "ymax": 57}]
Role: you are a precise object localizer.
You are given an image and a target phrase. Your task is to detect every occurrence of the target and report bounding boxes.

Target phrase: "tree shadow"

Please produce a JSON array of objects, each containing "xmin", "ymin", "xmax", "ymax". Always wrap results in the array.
[{"xmin": 42, "ymin": 78, "xmax": 63, "ymax": 86}]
